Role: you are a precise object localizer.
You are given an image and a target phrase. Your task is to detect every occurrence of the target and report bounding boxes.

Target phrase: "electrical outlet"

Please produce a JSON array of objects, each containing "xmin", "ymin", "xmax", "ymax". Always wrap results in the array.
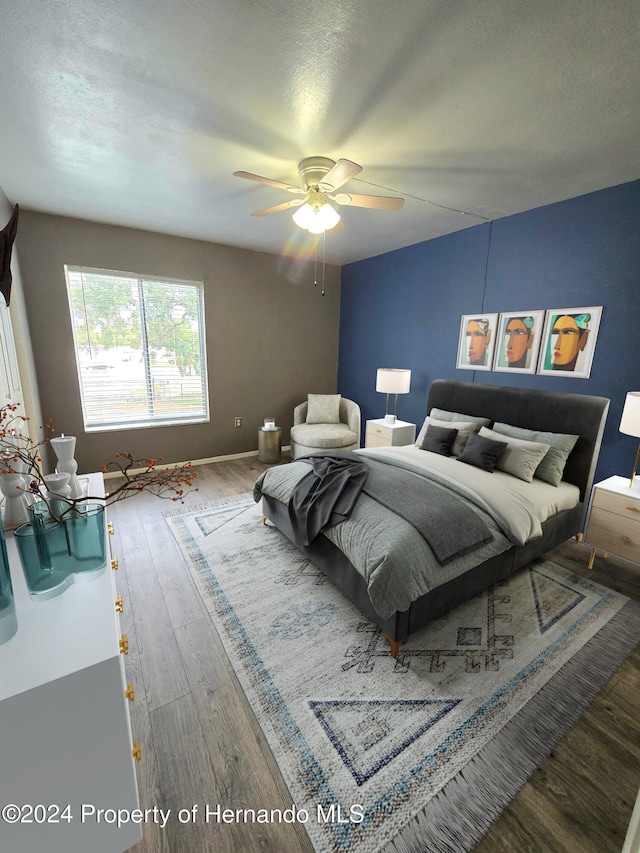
[{"xmin": 234, "ymin": 417, "xmax": 242, "ymax": 428}]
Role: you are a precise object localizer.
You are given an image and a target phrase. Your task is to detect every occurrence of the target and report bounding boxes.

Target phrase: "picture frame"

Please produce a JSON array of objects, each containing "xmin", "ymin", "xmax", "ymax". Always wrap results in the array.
[
  {"xmin": 456, "ymin": 313, "xmax": 498, "ymax": 371},
  {"xmin": 493, "ymin": 310, "xmax": 545, "ymax": 374},
  {"xmin": 537, "ymin": 306, "xmax": 602, "ymax": 378}
]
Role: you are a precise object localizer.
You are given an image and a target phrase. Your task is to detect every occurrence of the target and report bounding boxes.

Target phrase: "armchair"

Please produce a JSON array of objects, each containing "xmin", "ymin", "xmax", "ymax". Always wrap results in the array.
[{"xmin": 289, "ymin": 395, "xmax": 361, "ymax": 460}]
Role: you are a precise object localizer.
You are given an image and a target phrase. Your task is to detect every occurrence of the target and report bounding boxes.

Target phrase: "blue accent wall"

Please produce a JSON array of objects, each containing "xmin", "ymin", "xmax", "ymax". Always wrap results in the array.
[{"xmin": 338, "ymin": 179, "xmax": 640, "ymax": 482}]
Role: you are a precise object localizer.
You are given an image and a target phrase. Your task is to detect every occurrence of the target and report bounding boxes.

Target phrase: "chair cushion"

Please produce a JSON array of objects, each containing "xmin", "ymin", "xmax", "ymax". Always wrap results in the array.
[
  {"xmin": 290, "ymin": 422, "xmax": 358, "ymax": 449},
  {"xmin": 306, "ymin": 394, "xmax": 341, "ymax": 424}
]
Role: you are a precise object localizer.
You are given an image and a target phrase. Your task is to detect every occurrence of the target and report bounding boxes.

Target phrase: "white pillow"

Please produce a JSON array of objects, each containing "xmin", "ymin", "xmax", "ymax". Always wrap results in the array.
[
  {"xmin": 491, "ymin": 422, "xmax": 578, "ymax": 487},
  {"xmin": 478, "ymin": 426, "xmax": 551, "ymax": 483},
  {"xmin": 415, "ymin": 417, "xmax": 477, "ymax": 457},
  {"xmin": 429, "ymin": 407, "xmax": 491, "ymax": 429},
  {"xmin": 306, "ymin": 394, "xmax": 341, "ymax": 424}
]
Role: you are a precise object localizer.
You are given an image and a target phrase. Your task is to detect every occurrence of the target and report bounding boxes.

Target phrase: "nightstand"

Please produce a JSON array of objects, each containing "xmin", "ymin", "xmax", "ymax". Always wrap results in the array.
[
  {"xmin": 365, "ymin": 418, "xmax": 416, "ymax": 448},
  {"xmin": 583, "ymin": 475, "xmax": 640, "ymax": 569}
]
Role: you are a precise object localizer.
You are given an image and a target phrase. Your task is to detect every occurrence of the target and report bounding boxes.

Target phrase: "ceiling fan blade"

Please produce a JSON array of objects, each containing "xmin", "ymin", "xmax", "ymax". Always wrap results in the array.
[
  {"xmin": 333, "ymin": 192, "xmax": 404, "ymax": 211},
  {"xmin": 234, "ymin": 170, "xmax": 305, "ymax": 193},
  {"xmin": 317, "ymin": 159, "xmax": 363, "ymax": 192},
  {"xmin": 251, "ymin": 199, "xmax": 304, "ymax": 217}
]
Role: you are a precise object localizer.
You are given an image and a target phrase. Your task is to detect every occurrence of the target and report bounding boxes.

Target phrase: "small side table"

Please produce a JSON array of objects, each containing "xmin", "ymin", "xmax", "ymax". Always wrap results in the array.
[
  {"xmin": 583, "ymin": 475, "xmax": 640, "ymax": 569},
  {"xmin": 365, "ymin": 418, "xmax": 416, "ymax": 448},
  {"xmin": 258, "ymin": 427, "xmax": 282, "ymax": 464}
]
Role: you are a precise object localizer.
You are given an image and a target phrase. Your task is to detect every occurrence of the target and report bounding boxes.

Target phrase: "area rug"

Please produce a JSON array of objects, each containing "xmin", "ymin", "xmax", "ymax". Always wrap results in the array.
[{"xmin": 165, "ymin": 495, "xmax": 640, "ymax": 853}]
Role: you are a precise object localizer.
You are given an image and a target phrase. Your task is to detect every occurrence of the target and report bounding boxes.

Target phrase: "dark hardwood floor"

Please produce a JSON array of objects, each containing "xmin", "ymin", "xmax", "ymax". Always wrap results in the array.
[{"xmin": 116, "ymin": 454, "xmax": 640, "ymax": 853}]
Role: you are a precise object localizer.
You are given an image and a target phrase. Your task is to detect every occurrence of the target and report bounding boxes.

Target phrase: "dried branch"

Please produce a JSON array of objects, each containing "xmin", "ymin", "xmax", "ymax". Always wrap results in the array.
[{"xmin": 1, "ymin": 403, "xmax": 198, "ymax": 522}]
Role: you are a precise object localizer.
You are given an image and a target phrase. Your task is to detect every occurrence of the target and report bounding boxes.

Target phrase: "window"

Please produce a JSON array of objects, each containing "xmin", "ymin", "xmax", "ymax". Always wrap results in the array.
[{"xmin": 65, "ymin": 267, "xmax": 209, "ymax": 431}]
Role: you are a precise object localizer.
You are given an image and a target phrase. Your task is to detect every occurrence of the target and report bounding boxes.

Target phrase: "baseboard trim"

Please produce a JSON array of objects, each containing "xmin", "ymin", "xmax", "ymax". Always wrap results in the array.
[{"xmin": 103, "ymin": 447, "xmax": 291, "ymax": 478}]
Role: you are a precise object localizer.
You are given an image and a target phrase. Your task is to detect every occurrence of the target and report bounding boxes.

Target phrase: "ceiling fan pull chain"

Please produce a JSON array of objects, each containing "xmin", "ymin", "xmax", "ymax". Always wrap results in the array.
[
  {"xmin": 314, "ymin": 235, "xmax": 318, "ymax": 287},
  {"xmin": 321, "ymin": 231, "xmax": 326, "ymax": 296}
]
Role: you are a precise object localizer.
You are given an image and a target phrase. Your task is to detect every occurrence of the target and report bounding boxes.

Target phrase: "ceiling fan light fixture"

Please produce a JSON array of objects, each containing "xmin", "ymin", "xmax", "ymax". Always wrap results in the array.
[
  {"xmin": 321, "ymin": 203, "xmax": 341, "ymax": 229},
  {"xmin": 307, "ymin": 217, "xmax": 327, "ymax": 235},
  {"xmin": 293, "ymin": 201, "xmax": 340, "ymax": 234},
  {"xmin": 292, "ymin": 203, "xmax": 314, "ymax": 229}
]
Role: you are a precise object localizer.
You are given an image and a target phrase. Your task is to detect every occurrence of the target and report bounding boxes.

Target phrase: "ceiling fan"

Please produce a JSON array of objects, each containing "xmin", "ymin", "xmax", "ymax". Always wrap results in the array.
[{"xmin": 233, "ymin": 156, "xmax": 404, "ymax": 234}]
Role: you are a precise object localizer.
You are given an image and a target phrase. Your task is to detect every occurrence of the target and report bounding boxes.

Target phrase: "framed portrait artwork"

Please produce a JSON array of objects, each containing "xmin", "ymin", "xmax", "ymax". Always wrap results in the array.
[
  {"xmin": 456, "ymin": 313, "xmax": 498, "ymax": 371},
  {"xmin": 493, "ymin": 310, "xmax": 545, "ymax": 374},
  {"xmin": 538, "ymin": 306, "xmax": 602, "ymax": 378}
]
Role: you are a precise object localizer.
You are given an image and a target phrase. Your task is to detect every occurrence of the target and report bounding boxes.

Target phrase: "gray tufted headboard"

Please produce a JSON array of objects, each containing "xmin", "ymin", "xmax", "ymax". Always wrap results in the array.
[{"xmin": 427, "ymin": 380, "xmax": 610, "ymax": 504}]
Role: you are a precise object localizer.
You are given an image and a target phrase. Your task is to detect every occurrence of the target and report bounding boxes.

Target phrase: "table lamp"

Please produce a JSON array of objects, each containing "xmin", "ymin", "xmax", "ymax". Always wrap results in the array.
[
  {"xmin": 376, "ymin": 368, "xmax": 411, "ymax": 424},
  {"xmin": 619, "ymin": 391, "xmax": 640, "ymax": 487}
]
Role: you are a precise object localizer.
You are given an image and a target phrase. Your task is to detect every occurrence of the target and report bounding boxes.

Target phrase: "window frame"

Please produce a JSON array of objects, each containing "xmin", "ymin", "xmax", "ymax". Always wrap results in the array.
[{"xmin": 64, "ymin": 265, "xmax": 210, "ymax": 432}]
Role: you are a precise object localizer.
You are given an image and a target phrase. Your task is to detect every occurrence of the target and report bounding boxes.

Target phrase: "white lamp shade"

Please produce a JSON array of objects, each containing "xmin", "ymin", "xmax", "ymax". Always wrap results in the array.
[
  {"xmin": 376, "ymin": 368, "xmax": 411, "ymax": 395},
  {"xmin": 620, "ymin": 392, "xmax": 640, "ymax": 438}
]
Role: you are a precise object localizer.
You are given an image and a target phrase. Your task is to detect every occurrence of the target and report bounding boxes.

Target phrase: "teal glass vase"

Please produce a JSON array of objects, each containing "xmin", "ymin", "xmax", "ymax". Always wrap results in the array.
[
  {"xmin": 0, "ymin": 509, "xmax": 18, "ymax": 644},
  {"xmin": 14, "ymin": 501, "xmax": 107, "ymax": 600}
]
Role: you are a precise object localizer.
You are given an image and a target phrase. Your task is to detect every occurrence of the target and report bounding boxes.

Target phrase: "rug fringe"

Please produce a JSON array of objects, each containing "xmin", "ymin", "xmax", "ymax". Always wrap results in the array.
[
  {"xmin": 163, "ymin": 492, "xmax": 254, "ymax": 518},
  {"xmin": 384, "ymin": 598, "xmax": 640, "ymax": 853}
]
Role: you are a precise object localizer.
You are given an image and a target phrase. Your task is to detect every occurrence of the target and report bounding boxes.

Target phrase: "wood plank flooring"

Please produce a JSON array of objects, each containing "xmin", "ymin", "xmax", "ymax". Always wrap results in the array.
[{"xmin": 116, "ymin": 455, "xmax": 640, "ymax": 853}]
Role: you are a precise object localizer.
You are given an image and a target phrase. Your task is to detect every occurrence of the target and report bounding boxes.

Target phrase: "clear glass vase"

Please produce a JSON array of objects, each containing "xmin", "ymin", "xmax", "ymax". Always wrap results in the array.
[
  {"xmin": 14, "ymin": 501, "xmax": 107, "ymax": 600},
  {"xmin": 0, "ymin": 509, "xmax": 18, "ymax": 643}
]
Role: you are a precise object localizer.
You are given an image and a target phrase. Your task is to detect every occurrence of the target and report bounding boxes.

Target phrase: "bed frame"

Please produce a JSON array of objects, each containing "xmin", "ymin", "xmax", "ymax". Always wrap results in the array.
[{"xmin": 262, "ymin": 380, "xmax": 610, "ymax": 656}]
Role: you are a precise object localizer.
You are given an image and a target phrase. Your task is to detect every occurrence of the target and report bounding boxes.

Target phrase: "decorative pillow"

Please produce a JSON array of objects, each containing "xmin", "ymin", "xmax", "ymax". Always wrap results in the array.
[
  {"xmin": 306, "ymin": 394, "xmax": 341, "ymax": 424},
  {"xmin": 491, "ymin": 422, "xmax": 579, "ymax": 486},
  {"xmin": 415, "ymin": 417, "xmax": 429, "ymax": 446},
  {"xmin": 478, "ymin": 426, "xmax": 551, "ymax": 483},
  {"xmin": 457, "ymin": 432, "xmax": 508, "ymax": 472},
  {"xmin": 429, "ymin": 408, "xmax": 491, "ymax": 429},
  {"xmin": 415, "ymin": 417, "xmax": 477, "ymax": 456},
  {"xmin": 420, "ymin": 424, "xmax": 459, "ymax": 456}
]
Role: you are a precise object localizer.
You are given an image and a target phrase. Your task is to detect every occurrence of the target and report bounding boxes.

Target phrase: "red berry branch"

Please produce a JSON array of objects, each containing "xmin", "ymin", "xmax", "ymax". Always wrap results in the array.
[{"xmin": 1, "ymin": 403, "xmax": 198, "ymax": 522}]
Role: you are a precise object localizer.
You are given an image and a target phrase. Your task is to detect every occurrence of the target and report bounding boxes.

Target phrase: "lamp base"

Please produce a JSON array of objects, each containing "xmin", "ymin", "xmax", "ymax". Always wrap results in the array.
[
  {"xmin": 384, "ymin": 413, "xmax": 396, "ymax": 424},
  {"xmin": 630, "ymin": 442, "xmax": 640, "ymax": 489}
]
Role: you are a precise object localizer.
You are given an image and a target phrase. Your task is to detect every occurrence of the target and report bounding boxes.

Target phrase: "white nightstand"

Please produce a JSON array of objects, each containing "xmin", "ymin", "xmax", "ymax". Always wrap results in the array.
[
  {"xmin": 583, "ymin": 475, "xmax": 640, "ymax": 569},
  {"xmin": 365, "ymin": 418, "xmax": 416, "ymax": 448}
]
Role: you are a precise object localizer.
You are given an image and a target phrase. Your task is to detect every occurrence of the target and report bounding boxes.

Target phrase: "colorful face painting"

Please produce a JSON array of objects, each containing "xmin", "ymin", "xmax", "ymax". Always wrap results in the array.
[
  {"xmin": 538, "ymin": 307, "xmax": 602, "ymax": 379},
  {"xmin": 456, "ymin": 314, "xmax": 498, "ymax": 371},
  {"xmin": 493, "ymin": 311, "xmax": 544, "ymax": 374}
]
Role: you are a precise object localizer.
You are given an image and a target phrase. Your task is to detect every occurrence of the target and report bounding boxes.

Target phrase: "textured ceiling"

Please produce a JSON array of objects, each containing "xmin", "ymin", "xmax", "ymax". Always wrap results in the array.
[{"xmin": 1, "ymin": 0, "xmax": 639, "ymax": 265}]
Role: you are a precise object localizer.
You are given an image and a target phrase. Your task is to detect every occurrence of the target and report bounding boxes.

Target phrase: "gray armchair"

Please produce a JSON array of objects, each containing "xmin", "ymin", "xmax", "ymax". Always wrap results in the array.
[{"xmin": 289, "ymin": 396, "xmax": 361, "ymax": 459}]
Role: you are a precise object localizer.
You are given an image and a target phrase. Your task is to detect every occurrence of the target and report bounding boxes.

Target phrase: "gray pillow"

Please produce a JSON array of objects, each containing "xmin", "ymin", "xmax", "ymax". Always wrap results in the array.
[
  {"xmin": 479, "ymin": 426, "xmax": 551, "ymax": 483},
  {"xmin": 420, "ymin": 424, "xmax": 458, "ymax": 456},
  {"xmin": 491, "ymin": 422, "xmax": 579, "ymax": 486},
  {"xmin": 415, "ymin": 417, "xmax": 477, "ymax": 456},
  {"xmin": 429, "ymin": 407, "xmax": 491, "ymax": 429},
  {"xmin": 306, "ymin": 394, "xmax": 341, "ymax": 424},
  {"xmin": 457, "ymin": 432, "xmax": 508, "ymax": 472}
]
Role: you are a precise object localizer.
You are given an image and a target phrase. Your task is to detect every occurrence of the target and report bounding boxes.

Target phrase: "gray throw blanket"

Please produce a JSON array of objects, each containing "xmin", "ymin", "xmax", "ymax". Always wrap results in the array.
[
  {"xmin": 362, "ymin": 458, "xmax": 493, "ymax": 565},
  {"xmin": 288, "ymin": 451, "xmax": 492, "ymax": 564},
  {"xmin": 288, "ymin": 451, "xmax": 368, "ymax": 546}
]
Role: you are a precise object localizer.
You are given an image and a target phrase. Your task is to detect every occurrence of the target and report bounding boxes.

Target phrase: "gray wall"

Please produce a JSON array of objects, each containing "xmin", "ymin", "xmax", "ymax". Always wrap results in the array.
[{"xmin": 16, "ymin": 211, "xmax": 340, "ymax": 473}]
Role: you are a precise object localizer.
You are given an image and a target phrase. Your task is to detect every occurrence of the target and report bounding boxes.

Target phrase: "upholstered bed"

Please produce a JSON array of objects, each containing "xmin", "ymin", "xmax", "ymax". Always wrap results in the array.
[{"xmin": 254, "ymin": 380, "xmax": 609, "ymax": 656}]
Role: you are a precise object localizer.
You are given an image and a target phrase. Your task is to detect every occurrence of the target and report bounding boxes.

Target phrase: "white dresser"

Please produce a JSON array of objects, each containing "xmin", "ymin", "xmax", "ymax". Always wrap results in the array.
[
  {"xmin": 365, "ymin": 417, "xmax": 416, "ymax": 448},
  {"xmin": 0, "ymin": 473, "xmax": 142, "ymax": 853},
  {"xmin": 583, "ymin": 475, "xmax": 640, "ymax": 569}
]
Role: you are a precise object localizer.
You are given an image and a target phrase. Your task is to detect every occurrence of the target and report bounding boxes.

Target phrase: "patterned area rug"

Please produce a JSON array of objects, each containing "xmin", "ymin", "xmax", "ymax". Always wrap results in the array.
[{"xmin": 165, "ymin": 496, "xmax": 640, "ymax": 853}]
